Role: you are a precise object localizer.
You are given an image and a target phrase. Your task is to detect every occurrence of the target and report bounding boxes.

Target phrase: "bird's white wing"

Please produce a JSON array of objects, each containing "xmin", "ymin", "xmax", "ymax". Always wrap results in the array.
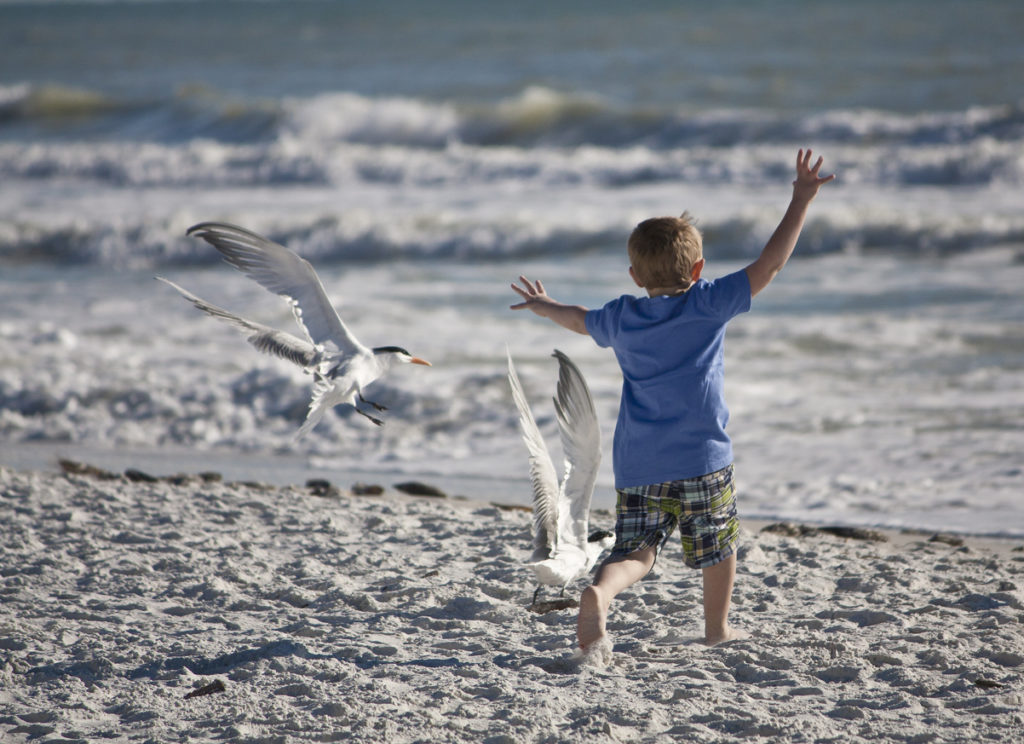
[
  {"xmin": 551, "ymin": 349, "xmax": 601, "ymax": 551},
  {"xmin": 507, "ymin": 350, "xmax": 561, "ymax": 562},
  {"xmin": 157, "ymin": 277, "xmax": 320, "ymax": 368},
  {"xmin": 185, "ymin": 222, "xmax": 365, "ymax": 357}
]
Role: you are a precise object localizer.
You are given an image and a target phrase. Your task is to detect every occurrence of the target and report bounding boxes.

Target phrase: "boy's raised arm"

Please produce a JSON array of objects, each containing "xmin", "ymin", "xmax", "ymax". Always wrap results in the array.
[
  {"xmin": 510, "ymin": 275, "xmax": 590, "ymax": 335},
  {"xmin": 745, "ymin": 149, "xmax": 835, "ymax": 298}
]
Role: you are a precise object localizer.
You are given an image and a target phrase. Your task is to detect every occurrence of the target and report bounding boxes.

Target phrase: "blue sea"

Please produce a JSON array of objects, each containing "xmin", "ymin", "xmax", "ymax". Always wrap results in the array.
[{"xmin": 1, "ymin": 0, "xmax": 1022, "ymax": 535}]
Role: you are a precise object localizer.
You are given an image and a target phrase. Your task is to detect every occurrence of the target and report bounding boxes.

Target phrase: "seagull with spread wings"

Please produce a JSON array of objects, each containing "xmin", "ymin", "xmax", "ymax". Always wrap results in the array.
[
  {"xmin": 159, "ymin": 222, "xmax": 430, "ymax": 435},
  {"xmin": 507, "ymin": 349, "xmax": 614, "ymax": 605}
]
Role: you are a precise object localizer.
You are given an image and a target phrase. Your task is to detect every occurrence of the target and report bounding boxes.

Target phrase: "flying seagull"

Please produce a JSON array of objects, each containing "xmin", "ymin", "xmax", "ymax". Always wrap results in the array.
[
  {"xmin": 159, "ymin": 221, "xmax": 430, "ymax": 435},
  {"xmin": 507, "ymin": 349, "xmax": 614, "ymax": 605}
]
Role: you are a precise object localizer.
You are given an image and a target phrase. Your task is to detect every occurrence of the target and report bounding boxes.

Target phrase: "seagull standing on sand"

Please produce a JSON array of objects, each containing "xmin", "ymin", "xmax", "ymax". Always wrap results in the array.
[
  {"xmin": 507, "ymin": 349, "xmax": 615, "ymax": 605},
  {"xmin": 158, "ymin": 221, "xmax": 430, "ymax": 435}
]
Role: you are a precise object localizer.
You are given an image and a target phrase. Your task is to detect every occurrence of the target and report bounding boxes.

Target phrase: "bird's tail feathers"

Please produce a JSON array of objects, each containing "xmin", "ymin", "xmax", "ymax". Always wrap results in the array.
[
  {"xmin": 295, "ymin": 402, "xmax": 327, "ymax": 439},
  {"xmin": 529, "ymin": 545, "xmax": 552, "ymax": 563},
  {"xmin": 527, "ymin": 559, "xmax": 566, "ymax": 587},
  {"xmin": 294, "ymin": 375, "xmax": 335, "ymax": 439}
]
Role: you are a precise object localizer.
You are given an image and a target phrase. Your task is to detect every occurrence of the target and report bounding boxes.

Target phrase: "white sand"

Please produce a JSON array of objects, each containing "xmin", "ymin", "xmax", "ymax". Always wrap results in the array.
[{"xmin": 1, "ymin": 464, "xmax": 1023, "ymax": 743}]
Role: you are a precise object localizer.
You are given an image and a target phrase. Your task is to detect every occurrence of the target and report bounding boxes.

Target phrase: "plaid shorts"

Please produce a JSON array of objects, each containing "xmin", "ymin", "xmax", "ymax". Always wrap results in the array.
[{"xmin": 610, "ymin": 464, "xmax": 739, "ymax": 569}]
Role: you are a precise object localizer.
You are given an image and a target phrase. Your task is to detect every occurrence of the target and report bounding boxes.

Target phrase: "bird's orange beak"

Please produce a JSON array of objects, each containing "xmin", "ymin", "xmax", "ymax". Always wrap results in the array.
[{"xmin": 410, "ymin": 357, "xmax": 432, "ymax": 366}]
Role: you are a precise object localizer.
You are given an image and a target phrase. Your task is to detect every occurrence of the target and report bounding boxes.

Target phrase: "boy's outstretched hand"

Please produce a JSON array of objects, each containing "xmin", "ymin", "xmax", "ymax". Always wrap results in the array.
[
  {"xmin": 509, "ymin": 275, "xmax": 590, "ymax": 335},
  {"xmin": 744, "ymin": 148, "xmax": 835, "ymax": 298},
  {"xmin": 792, "ymin": 148, "xmax": 836, "ymax": 203},
  {"xmin": 509, "ymin": 275, "xmax": 552, "ymax": 312}
]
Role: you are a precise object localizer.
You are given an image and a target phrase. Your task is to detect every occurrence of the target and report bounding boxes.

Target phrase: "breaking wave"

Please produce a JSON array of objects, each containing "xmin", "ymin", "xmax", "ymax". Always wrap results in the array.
[
  {"xmin": 2, "ymin": 84, "xmax": 1023, "ymax": 269},
  {"xmin": 4, "ymin": 82, "xmax": 1023, "ymax": 152},
  {"xmin": 3, "ymin": 211, "xmax": 1023, "ymax": 271}
]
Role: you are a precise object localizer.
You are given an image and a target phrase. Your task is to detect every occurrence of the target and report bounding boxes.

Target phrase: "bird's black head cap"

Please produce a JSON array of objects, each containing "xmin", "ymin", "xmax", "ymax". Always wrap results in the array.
[{"xmin": 372, "ymin": 346, "xmax": 412, "ymax": 356}]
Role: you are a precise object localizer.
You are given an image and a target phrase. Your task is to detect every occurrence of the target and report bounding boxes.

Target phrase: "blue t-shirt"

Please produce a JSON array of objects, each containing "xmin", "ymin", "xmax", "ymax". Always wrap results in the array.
[{"xmin": 585, "ymin": 269, "xmax": 752, "ymax": 488}]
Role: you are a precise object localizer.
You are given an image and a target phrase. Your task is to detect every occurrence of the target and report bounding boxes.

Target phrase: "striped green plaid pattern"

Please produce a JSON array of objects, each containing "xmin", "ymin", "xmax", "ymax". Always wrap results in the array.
[{"xmin": 610, "ymin": 465, "xmax": 739, "ymax": 569}]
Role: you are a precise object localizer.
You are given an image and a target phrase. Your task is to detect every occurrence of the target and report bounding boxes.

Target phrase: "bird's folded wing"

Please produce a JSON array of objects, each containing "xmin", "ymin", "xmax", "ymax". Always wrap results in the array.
[
  {"xmin": 551, "ymin": 350, "xmax": 601, "ymax": 550},
  {"xmin": 507, "ymin": 350, "xmax": 560, "ymax": 561},
  {"xmin": 157, "ymin": 277, "xmax": 319, "ymax": 368},
  {"xmin": 186, "ymin": 222, "xmax": 364, "ymax": 357}
]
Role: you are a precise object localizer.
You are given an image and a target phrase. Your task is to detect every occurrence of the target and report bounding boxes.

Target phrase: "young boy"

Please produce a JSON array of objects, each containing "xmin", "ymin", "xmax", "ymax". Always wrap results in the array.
[{"xmin": 510, "ymin": 149, "xmax": 835, "ymax": 656}]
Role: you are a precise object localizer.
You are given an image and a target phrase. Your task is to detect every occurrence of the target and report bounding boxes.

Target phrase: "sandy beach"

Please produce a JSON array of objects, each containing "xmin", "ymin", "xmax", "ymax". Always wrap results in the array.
[
  {"xmin": 4, "ymin": 2, "xmax": 1024, "ymax": 742},
  {"xmin": 1, "ymin": 462, "xmax": 1022, "ymax": 743}
]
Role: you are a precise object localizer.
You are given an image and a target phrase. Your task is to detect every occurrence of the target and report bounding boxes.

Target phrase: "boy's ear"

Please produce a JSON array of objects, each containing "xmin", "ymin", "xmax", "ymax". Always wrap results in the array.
[
  {"xmin": 628, "ymin": 265, "xmax": 645, "ymax": 288},
  {"xmin": 690, "ymin": 258, "xmax": 705, "ymax": 283}
]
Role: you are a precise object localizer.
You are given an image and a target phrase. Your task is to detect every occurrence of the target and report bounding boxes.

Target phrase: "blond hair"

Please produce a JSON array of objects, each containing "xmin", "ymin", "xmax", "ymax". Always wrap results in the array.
[{"xmin": 627, "ymin": 212, "xmax": 703, "ymax": 290}]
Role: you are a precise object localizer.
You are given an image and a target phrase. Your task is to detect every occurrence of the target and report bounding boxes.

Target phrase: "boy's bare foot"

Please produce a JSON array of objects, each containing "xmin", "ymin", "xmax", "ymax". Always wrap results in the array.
[
  {"xmin": 575, "ymin": 635, "xmax": 613, "ymax": 669},
  {"xmin": 577, "ymin": 585, "xmax": 608, "ymax": 650},
  {"xmin": 703, "ymin": 626, "xmax": 750, "ymax": 647}
]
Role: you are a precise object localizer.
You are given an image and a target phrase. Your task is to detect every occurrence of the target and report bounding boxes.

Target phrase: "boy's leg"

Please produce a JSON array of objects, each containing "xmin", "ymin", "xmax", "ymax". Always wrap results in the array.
[
  {"xmin": 578, "ymin": 546, "xmax": 657, "ymax": 649},
  {"xmin": 674, "ymin": 465, "xmax": 744, "ymax": 646},
  {"xmin": 701, "ymin": 552, "xmax": 746, "ymax": 645}
]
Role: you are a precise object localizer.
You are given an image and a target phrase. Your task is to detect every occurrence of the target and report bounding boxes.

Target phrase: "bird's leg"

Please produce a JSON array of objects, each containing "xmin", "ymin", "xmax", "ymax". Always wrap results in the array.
[
  {"xmin": 532, "ymin": 586, "xmax": 542, "ymax": 606},
  {"xmin": 352, "ymin": 390, "xmax": 385, "ymax": 424},
  {"xmin": 354, "ymin": 407, "xmax": 384, "ymax": 427},
  {"xmin": 358, "ymin": 393, "xmax": 387, "ymax": 412}
]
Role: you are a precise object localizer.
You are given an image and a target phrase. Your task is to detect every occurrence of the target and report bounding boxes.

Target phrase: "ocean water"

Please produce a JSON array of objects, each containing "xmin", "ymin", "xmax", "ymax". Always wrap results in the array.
[{"xmin": 1, "ymin": 0, "xmax": 1022, "ymax": 536}]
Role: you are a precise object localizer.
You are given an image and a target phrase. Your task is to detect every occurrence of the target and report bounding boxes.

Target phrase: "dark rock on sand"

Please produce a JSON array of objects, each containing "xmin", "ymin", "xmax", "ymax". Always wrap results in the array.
[
  {"xmin": 124, "ymin": 468, "xmax": 159, "ymax": 483},
  {"xmin": 58, "ymin": 458, "xmax": 119, "ymax": 480},
  {"xmin": 394, "ymin": 481, "xmax": 447, "ymax": 498},
  {"xmin": 352, "ymin": 483, "xmax": 385, "ymax": 496},
  {"xmin": 760, "ymin": 522, "xmax": 887, "ymax": 542},
  {"xmin": 184, "ymin": 679, "xmax": 226, "ymax": 699},
  {"xmin": 528, "ymin": 598, "xmax": 579, "ymax": 614},
  {"xmin": 817, "ymin": 526, "xmax": 888, "ymax": 542},
  {"xmin": 306, "ymin": 479, "xmax": 342, "ymax": 497},
  {"xmin": 929, "ymin": 533, "xmax": 965, "ymax": 547}
]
